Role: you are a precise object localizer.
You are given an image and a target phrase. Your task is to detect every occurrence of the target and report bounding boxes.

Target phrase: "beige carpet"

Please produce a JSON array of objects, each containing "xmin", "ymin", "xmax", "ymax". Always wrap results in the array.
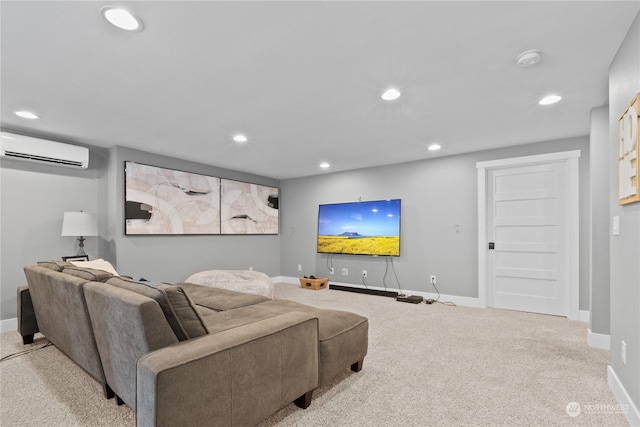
[{"xmin": 0, "ymin": 283, "xmax": 629, "ymax": 426}]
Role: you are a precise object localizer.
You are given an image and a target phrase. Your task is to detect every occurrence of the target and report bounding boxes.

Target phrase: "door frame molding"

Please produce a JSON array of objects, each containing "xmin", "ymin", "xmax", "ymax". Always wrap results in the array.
[{"xmin": 477, "ymin": 150, "xmax": 581, "ymax": 320}]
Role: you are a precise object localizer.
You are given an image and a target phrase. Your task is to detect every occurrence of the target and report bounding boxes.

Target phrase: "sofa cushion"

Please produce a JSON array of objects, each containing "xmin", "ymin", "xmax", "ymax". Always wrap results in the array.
[
  {"xmin": 179, "ymin": 282, "xmax": 270, "ymax": 312},
  {"xmin": 203, "ymin": 299, "xmax": 366, "ymax": 341},
  {"xmin": 62, "ymin": 266, "xmax": 114, "ymax": 282},
  {"xmin": 23, "ymin": 265, "xmax": 108, "ymax": 387},
  {"xmin": 106, "ymin": 277, "xmax": 208, "ymax": 341},
  {"xmin": 200, "ymin": 299, "xmax": 369, "ymax": 384},
  {"xmin": 37, "ymin": 261, "xmax": 73, "ymax": 272}
]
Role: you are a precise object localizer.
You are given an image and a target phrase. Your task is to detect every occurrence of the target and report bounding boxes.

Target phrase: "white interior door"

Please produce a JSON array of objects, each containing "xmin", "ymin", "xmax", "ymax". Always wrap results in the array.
[{"xmin": 486, "ymin": 162, "xmax": 569, "ymax": 316}]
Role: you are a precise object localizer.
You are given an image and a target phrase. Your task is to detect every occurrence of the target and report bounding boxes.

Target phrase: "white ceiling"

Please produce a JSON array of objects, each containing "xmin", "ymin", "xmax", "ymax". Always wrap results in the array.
[{"xmin": 2, "ymin": 1, "xmax": 638, "ymax": 180}]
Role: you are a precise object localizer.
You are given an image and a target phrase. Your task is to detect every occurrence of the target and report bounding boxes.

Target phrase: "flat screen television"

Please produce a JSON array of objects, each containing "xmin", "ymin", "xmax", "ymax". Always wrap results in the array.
[{"xmin": 317, "ymin": 199, "xmax": 401, "ymax": 256}]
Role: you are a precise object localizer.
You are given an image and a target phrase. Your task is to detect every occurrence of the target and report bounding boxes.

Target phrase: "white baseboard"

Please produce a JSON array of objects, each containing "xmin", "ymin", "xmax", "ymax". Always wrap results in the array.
[
  {"xmin": 1, "ymin": 317, "xmax": 17, "ymax": 334},
  {"xmin": 277, "ymin": 277, "xmax": 484, "ymax": 308},
  {"xmin": 608, "ymin": 365, "xmax": 640, "ymax": 426},
  {"xmin": 587, "ymin": 328, "xmax": 611, "ymax": 350},
  {"xmin": 579, "ymin": 310, "xmax": 590, "ymax": 322},
  {"xmin": 414, "ymin": 290, "xmax": 484, "ymax": 308},
  {"xmin": 271, "ymin": 276, "xmax": 298, "ymax": 285},
  {"xmin": 274, "ymin": 278, "xmax": 591, "ymax": 324}
]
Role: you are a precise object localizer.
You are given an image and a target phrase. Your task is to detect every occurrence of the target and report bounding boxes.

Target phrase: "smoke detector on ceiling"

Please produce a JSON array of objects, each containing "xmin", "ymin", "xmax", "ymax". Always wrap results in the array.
[{"xmin": 516, "ymin": 49, "xmax": 542, "ymax": 67}]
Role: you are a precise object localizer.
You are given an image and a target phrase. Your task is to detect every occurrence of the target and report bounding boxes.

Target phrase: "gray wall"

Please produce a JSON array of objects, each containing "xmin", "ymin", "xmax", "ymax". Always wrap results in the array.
[
  {"xmin": 608, "ymin": 11, "xmax": 640, "ymax": 412},
  {"xmin": 104, "ymin": 146, "xmax": 281, "ymax": 283},
  {"xmin": 0, "ymin": 143, "xmax": 280, "ymax": 320},
  {"xmin": 0, "ymin": 141, "xmax": 107, "ymax": 319},
  {"xmin": 0, "ymin": 132, "xmax": 593, "ymax": 321},
  {"xmin": 590, "ymin": 105, "xmax": 610, "ymax": 335},
  {"xmin": 280, "ymin": 136, "xmax": 591, "ymax": 310}
]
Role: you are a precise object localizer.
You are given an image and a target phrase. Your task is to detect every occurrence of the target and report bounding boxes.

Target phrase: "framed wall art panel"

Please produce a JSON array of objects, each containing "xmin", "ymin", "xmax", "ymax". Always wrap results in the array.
[
  {"xmin": 125, "ymin": 162, "xmax": 221, "ymax": 235},
  {"xmin": 618, "ymin": 92, "xmax": 639, "ymax": 205},
  {"xmin": 220, "ymin": 179, "xmax": 279, "ymax": 235}
]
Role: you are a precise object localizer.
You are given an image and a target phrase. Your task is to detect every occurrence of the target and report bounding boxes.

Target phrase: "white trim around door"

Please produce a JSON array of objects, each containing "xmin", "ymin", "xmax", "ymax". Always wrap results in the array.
[{"xmin": 477, "ymin": 150, "xmax": 581, "ymax": 320}]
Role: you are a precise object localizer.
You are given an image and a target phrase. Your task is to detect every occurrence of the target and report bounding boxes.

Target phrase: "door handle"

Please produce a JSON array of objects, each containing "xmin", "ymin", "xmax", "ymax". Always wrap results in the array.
[{"xmin": 488, "ymin": 242, "xmax": 495, "ymax": 250}]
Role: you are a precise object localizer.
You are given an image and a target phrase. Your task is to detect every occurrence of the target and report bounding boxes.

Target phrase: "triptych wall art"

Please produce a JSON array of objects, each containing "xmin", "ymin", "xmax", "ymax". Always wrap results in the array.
[{"xmin": 124, "ymin": 162, "xmax": 279, "ymax": 235}]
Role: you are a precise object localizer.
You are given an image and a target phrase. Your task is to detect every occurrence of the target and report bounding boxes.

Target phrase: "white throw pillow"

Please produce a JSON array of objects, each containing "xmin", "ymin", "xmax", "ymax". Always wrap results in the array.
[{"xmin": 70, "ymin": 258, "xmax": 119, "ymax": 276}]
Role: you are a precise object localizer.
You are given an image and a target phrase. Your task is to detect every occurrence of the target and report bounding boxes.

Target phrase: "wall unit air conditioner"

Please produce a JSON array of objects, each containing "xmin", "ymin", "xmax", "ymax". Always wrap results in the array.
[{"xmin": 0, "ymin": 132, "xmax": 89, "ymax": 169}]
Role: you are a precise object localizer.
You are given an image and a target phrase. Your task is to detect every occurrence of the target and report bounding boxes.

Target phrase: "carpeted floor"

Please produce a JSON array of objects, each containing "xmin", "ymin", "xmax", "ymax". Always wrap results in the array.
[{"xmin": 0, "ymin": 283, "xmax": 629, "ymax": 426}]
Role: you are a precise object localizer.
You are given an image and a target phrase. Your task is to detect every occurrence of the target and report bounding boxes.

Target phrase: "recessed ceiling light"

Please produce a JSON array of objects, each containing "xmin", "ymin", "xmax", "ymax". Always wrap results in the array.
[
  {"xmin": 101, "ymin": 7, "xmax": 143, "ymax": 31},
  {"xmin": 320, "ymin": 162, "xmax": 330, "ymax": 169},
  {"xmin": 233, "ymin": 134, "xmax": 248, "ymax": 143},
  {"xmin": 539, "ymin": 95, "xmax": 562, "ymax": 105},
  {"xmin": 14, "ymin": 111, "xmax": 39, "ymax": 120},
  {"xmin": 381, "ymin": 88, "xmax": 401, "ymax": 101},
  {"xmin": 516, "ymin": 49, "xmax": 542, "ymax": 67},
  {"xmin": 428, "ymin": 143, "xmax": 441, "ymax": 151}
]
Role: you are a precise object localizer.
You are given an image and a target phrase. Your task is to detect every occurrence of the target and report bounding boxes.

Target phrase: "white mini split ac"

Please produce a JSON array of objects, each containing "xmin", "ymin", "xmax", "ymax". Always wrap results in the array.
[{"xmin": 1, "ymin": 132, "xmax": 89, "ymax": 169}]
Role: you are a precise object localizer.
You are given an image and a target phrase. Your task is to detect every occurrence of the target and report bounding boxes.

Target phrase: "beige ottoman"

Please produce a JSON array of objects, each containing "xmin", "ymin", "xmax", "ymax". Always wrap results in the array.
[{"xmin": 185, "ymin": 270, "xmax": 274, "ymax": 299}]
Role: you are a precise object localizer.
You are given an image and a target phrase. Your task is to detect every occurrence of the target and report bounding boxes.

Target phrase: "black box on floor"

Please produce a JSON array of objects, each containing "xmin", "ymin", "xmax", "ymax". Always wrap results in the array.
[{"xmin": 396, "ymin": 295, "xmax": 423, "ymax": 304}]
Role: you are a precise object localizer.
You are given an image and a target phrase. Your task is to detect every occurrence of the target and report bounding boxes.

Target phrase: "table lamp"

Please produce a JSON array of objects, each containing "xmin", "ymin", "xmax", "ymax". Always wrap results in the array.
[{"xmin": 61, "ymin": 211, "xmax": 98, "ymax": 256}]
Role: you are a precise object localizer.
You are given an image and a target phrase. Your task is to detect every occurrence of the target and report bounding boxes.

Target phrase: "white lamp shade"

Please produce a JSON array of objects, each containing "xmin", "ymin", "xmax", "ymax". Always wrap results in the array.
[{"xmin": 61, "ymin": 212, "xmax": 98, "ymax": 236}]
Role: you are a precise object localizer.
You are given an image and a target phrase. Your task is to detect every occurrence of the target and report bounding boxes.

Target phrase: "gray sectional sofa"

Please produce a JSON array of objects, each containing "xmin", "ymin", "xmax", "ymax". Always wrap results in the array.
[{"xmin": 19, "ymin": 262, "xmax": 369, "ymax": 427}]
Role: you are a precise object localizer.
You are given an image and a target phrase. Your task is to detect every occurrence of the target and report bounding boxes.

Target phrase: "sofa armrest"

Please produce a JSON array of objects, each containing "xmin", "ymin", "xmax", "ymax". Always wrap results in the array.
[
  {"xmin": 137, "ymin": 311, "xmax": 319, "ymax": 427},
  {"xmin": 17, "ymin": 285, "xmax": 39, "ymax": 344}
]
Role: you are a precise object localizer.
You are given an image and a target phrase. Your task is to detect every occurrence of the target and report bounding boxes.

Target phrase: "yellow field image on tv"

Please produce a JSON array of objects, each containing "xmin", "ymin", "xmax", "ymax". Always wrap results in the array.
[{"xmin": 317, "ymin": 235, "xmax": 400, "ymax": 256}]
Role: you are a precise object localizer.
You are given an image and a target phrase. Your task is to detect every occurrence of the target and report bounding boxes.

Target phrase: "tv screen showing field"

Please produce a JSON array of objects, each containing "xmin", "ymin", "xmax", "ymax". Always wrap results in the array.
[{"xmin": 317, "ymin": 199, "xmax": 401, "ymax": 256}]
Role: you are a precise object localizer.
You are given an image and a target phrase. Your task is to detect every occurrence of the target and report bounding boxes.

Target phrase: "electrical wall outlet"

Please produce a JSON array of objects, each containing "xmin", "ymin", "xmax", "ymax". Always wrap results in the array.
[
  {"xmin": 329, "ymin": 267, "xmax": 335, "ymax": 275},
  {"xmin": 430, "ymin": 275, "xmax": 437, "ymax": 284},
  {"xmin": 249, "ymin": 266, "xmax": 253, "ymax": 271},
  {"xmin": 298, "ymin": 264, "xmax": 302, "ymax": 272},
  {"xmin": 622, "ymin": 340, "xmax": 627, "ymax": 365},
  {"xmin": 362, "ymin": 270, "xmax": 367, "ymax": 278},
  {"xmin": 341, "ymin": 268, "xmax": 349, "ymax": 276}
]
